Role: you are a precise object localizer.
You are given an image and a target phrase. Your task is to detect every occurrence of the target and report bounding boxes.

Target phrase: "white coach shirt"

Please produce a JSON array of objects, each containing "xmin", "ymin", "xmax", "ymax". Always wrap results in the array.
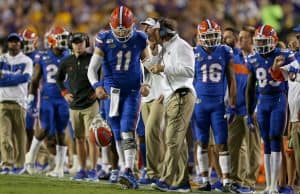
[
  {"xmin": 160, "ymin": 34, "xmax": 196, "ymax": 101},
  {"xmin": 0, "ymin": 52, "xmax": 33, "ymax": 108}
]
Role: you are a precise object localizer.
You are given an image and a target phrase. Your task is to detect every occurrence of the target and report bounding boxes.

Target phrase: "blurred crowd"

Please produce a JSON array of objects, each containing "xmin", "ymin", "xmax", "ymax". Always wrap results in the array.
[{"xmin": 0, "ymin": 0, "xmax": 300, "ymax": 50}]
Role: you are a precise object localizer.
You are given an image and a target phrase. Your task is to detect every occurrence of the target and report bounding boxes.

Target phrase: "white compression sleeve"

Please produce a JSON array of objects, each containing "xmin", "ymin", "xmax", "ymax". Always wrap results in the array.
[{"xmin": 87, "ymin": 53, "xmax": 103, "ymax": 86}]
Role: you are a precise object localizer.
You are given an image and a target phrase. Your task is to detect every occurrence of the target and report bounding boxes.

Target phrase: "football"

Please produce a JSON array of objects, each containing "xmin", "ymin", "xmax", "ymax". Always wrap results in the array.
[{"xmin": 89, "ymin": 115, "xmax": 113, "ymax": 147}]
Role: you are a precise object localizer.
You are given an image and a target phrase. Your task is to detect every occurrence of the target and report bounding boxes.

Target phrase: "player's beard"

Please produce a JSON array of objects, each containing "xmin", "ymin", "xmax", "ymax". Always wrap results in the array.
[{"xmin": 8, "ymin": 47, "xmax": 20, "ymax": 56}]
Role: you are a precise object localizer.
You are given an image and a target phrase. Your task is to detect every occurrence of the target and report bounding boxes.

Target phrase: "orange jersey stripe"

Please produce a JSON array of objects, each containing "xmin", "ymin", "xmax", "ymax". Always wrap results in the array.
[{"xmin": 233, "ymin": 63, "xmax": 249, "ymax": 74}]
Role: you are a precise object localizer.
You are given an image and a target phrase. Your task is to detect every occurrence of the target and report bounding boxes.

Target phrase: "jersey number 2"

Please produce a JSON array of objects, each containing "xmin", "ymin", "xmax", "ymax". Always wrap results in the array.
[
  {"xmin": 46, "ymin": 64, "xmax": 58, "ymax": 83},
  {"xmin": 116, "ymin": 51, "xmax": 131, "ymax": 71}
]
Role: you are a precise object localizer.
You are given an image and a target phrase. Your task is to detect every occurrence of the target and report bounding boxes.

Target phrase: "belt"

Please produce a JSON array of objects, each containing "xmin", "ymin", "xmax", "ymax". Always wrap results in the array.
[
  {"xmin": 175, "ymin": 88, "xmax": 190, "ymax": 97},
  {"xmin": 0, "ymin": 100, "xmax": 18, "ymax": 105},
  {"xmin": 259, "ymin": 91, "xmax": 285, "ymax": 95}
]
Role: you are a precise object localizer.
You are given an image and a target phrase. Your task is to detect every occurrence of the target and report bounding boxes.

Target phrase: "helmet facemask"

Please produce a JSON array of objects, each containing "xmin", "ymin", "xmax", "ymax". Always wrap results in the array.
[{"xmin": 253, "ymin": 36, "xmax": 275, "ymax": 54}]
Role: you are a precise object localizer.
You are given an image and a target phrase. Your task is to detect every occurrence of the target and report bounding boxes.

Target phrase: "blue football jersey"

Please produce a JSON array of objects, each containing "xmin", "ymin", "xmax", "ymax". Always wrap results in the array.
[
  {"xmin": 194, "ymin": 45, "xmax": 233, "ymax": 96},
  {"xmin": 247, "ymin": 48, "xmax": 295, "ymax": 94},
  {"xmin": 26, "ymin": 50, "xmax": 41, "ymax": 65},
  {"xmin": 95, "ymin": 30, "xmax": 147, "ymax": 90},
  {"xmin": 36, "ymin": 49, "xmax": 70, "ymax": 98}
]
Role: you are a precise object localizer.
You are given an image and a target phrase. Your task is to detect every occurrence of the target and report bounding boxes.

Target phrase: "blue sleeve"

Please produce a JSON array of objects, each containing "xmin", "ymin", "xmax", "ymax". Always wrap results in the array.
[
  {"xmin": 0, "ymin": 73, "xmax": 30, "ymax": 87},
  {"xmin": 285, "ymin": 50, "xmax": 296, "ymax": 64},
  {"xmin": 137, "ymin": 31, "xmax": 147, "ymax": 50},
  {"xmin": 95, "ymin": 31, "xmax": 107, "ymax": 51},
  {"xmin": 224, "ymin": 45, "xmax": 234, "ymax": 65}
]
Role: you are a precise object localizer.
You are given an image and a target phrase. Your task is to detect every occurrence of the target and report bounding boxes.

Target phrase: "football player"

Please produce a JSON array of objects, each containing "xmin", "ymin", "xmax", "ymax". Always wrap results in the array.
[
  {"xmin": 246, "ymin": 25, "xmax": 299, "ymax": 194},
  {"xmin": 20, "ymin": 27, "xmax": 40, "ymax": 152},
  {"xmin": 193, "ymin": 19, "xmax": 237, "ymax": 192},
  {"xmin": 87, "ymin": 6, "xmax": 150, "ymax": 189},
  {"xmin": 25, "ymin": 25, "xmax": 70, "ymax": 178}
]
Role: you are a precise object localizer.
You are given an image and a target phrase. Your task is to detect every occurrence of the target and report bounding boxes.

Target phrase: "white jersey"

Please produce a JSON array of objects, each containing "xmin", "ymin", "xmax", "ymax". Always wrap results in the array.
[
  {"xmin": 160, "ymin": 35, "xmax": 195, "ymax": 102},
  {"xmin": 288, "ymin": 80, "xmax": 300, "ymax": 122},
  {"xmin": 142, "ymin": 45, "xmax": 165, "ymax": 102},
  {"xmin": 0, "ymin": 52, "xmax": 33, "ymax": 108}
]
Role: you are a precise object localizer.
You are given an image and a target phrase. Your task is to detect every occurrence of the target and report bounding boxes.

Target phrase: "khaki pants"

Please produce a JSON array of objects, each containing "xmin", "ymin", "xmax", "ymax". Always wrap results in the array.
[
  {"xmin": 70, "ymin": 101, "xmax": 99, "ymax": 138},
  {"xmin": 228, "ymin": 115, "xmax": 247, "ymax": 184},
  {"xmin": 0, "ymin": 101, "xmax": 26, "ymax": 168},
  {"xmin": 141, "ymin": 99, "xmax": 164, "ymax": 179},
  {"xmin": 290, "ymin": 122, "xmax": 300, "ymax": 175},
  {"xmin": 160, "ymin": 92, "xmax": 195, "ymax": 187},
  {"xmin": 243, "ymin": 117, "xmax": 261, "ymax": 187},
  {"xmin": 228, "ymin": 115, "xmax": 261, "ymax": 187}
]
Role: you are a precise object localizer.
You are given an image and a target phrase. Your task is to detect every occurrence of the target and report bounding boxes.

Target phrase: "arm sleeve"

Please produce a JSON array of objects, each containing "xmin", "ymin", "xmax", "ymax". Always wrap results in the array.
[
  {"xmin": 163, "ymin": 42, "xmax": 194, "ymax": 77},
  {"xmin": 87, "ymin": 53, "xmax": 104, "ymax": 89}
]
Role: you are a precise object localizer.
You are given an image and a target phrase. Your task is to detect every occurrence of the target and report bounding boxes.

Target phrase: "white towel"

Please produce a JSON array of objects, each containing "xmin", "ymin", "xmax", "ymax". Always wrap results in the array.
[{"xmin": 109, "ymin": 87, "xmax": 120, "ymax": 117}]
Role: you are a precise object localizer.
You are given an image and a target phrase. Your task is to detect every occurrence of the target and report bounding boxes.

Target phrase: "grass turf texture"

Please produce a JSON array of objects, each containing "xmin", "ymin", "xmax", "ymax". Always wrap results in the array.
[{"xmin": 0, "ymin": 174, "xmax": 217, "ymax": 194}]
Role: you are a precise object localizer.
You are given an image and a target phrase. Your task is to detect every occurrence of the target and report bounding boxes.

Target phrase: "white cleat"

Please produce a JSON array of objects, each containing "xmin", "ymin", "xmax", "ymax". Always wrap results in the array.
[
  {"xmin": 46, "ymin": 169, "xmax": 64, "ymax": 178},
  {"xmin": 25, "ymin": 163, "xmax": 37, "ymax": 175}
]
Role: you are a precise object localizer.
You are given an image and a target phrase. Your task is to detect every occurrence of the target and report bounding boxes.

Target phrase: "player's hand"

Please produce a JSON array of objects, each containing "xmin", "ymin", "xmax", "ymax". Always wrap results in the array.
[
  {"xmin": 140, "ymin": 84, "xmax": 150, "ymax": 97},
  {"xmin": 95, "ymin": 86, "xmax": 108, "ymax": 99},
  {"xmin": 272, "ymin": 55, "xmax": 285, "ymax": 70},
  {"xmin": 26, "ymin": 94, "xmax": 38, "ymax": 117},
  {"xmin": 150, "ymin": 64, "xmax": 164, "ymax": 74},
  {"xmin": 246, "ymin": 115, "xmax": 256, "ymax": 132},
  {"xmin": 64, "ymin": 93, "xmax": 74, "ymax": 103},
  {"xmin": 225, "ymin": 106, "xmax": 236, "ymax": 125}
]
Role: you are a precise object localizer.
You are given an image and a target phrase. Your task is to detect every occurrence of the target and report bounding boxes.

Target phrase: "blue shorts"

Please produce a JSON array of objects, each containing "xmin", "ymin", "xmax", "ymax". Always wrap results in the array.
[
  {"xmin": 39, "ymin": 98, "xmax": 69, "ymax": 136},
  {"xmin": 193, "ymin": 95, "xmax": 228, "ymax": 145},
  {"xmin": 103, "ymin": 88, "xmax": 141, "ymax": 141},
  {"xmin": 257, "ymin": 93, "xmax": 287, "ymax": 145}
]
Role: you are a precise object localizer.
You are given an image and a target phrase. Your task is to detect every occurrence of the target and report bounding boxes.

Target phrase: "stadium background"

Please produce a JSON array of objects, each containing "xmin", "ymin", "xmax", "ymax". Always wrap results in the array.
[{"xmin": 0, "ymin": 0, "xmax": 300, "ymax": 51}]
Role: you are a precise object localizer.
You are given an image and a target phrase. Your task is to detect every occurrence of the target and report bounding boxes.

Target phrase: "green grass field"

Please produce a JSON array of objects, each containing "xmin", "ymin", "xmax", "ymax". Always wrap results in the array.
[{"xmin": 0, "ymin": 174, "xmax": 217, "ymax": 194}]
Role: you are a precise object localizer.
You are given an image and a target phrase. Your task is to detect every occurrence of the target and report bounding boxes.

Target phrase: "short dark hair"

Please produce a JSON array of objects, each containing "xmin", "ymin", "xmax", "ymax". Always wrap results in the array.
[
  {"xmin": 159, "ymin": 18, "xmax": 177, "ymax": 32},
  {"xmin": 224, "ymin": 27, "xmax": 239, "ymax": 35},
  {"xmin": 241, "ymin": 26, "xmax": 255, "ymax": 38}
]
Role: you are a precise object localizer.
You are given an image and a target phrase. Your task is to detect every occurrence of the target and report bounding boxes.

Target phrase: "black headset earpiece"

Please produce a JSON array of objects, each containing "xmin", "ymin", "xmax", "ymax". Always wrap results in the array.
[{"xmin": 85, "ymin": 34, "xmax": 90, "ymax": 48}]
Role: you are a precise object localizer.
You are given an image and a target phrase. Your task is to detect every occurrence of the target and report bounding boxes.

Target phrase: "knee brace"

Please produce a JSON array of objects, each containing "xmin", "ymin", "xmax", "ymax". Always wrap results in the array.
[{"xmin": 121, "ymin": 132, "xmax": 137, "ymax": 150}]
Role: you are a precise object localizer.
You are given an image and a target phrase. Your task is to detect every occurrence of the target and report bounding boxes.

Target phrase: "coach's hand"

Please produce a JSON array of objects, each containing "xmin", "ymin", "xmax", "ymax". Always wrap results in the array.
[
  {"xmin": 64, "ymin": 93, "xmax": 74, "ymax": 103},
  {"xmin": 150, "ymin": 64, "xmax": 164, "ymax": 74},
  {"xmin": 140, "ymin": 84, "xmax": 150, "ymax": 97},
  {"xmin": 95, "ymin": 86, "xmax": 108, "ymax": 99}
]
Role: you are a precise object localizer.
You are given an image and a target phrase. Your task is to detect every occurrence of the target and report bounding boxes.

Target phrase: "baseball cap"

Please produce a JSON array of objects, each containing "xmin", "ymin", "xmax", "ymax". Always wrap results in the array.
[
  {"xmin": 70, "ymin": 32, "xmax": 86, "ymax": 43},
  {"xmin": 140, "ymin": 18, "xmax": 157, "ymax": 27},
  {"xmin": 7, "ymin": 33, "xmax": 23, "ymax": 42}
]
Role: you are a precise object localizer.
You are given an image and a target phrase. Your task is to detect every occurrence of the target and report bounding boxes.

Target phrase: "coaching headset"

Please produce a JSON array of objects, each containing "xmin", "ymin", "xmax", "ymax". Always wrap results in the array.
[
  {"xmin": 69, "ymin": 32, "xmax": 90, "ymax": 48},
  {"xmin": 158, "ymin": 18, "xmax": 177, "ymax": 38}
]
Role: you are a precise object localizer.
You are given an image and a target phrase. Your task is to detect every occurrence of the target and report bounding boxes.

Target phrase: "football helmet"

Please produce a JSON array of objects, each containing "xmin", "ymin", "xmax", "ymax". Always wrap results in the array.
[
  {"xmin": 197, "ymin": 19, "xmax": 221, "ymax": 47},
  {"xmin": 253, "ymin": 25, "xmax": 278, "ymax": 54},
  {"xmin": 46, "ymin": 25, "xmax": 69, "ymax": 49},
  {"xmin": 21, "ymin": 28, "xmax": 38, "ymax": 53},
  {"xmin": 89, "ymin": 115, "xmax": 112, "ymax": 147},
  {"xmin": 109, "ymin": 6, "xmax": 135, "ymax": 42}
]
